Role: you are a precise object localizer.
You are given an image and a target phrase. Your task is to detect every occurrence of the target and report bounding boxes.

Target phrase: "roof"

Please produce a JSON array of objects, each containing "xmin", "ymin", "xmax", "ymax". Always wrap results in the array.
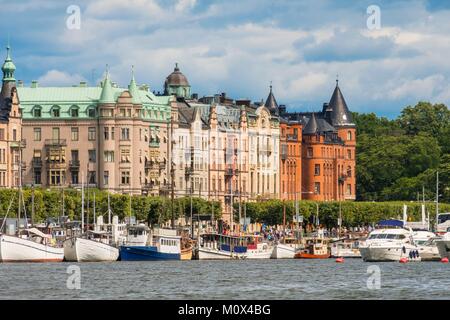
[
  {"xmin": 303, "ymin": 113, "xmax": 336, "ymax": 135},
  {"xmin": 165, "ymin": 63, "xmax": 190, "ymax": 87},
  {"xmin": 328, "ymin": 82, "xmax": 354, "ymax": 127},
  {"xmin": 264, "ymin": 85, "xmax": 279, "ymax": 115}
]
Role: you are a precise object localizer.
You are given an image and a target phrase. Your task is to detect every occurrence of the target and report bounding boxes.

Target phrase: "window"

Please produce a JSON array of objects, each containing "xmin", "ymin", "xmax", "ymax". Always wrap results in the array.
[
  {"xmin": 121, "ymin": 171, "xmax": 130, "ymax": 185},
  {"xmin": 347, "ymin": 150, "xmax": 352, "ymax": 159},
  {"xmin": 346, "ymin": 184, "xmax": 352, "ymax": 195},
  {"xmin": 71, "ymin": 150, "xmax": 79, "ymax": 161},
  {"xmin": 347, "ymin": 166, "xmax": 352, "ymax": 178},
  {"xmin": 88, "ymin": 171, "xmax": 96, "ymax": 184},
  {"xmin": 13, "ymin": 129, "xmax": 16, "ymax": 141},
  {"xmin": 88, "ymin": 150, "xmax": 96, "ymax": 163},
  {"xmin": 71, "ymin": 171, "xmax": 79, "ymax": 185},
  {"xmin": 52, "ymin": 127, "xmax": 60, "ymax": 141},
  {"xmin": 314, "ymin": 164, "xmax": 320, "ymax": 176},
  {"xmin": 88, "ymin": 127, "xmax": 96, "ymax": 141},
  {"xmin": 34, "ymin": 170, "xmax": 41, "ymax": 185},
  {"xmin": 71, "ymin": 127, "xmax": 79, "ymax": 141},
  {"xmin": 52, "ymin": 107, "xmax": 60, "ymax": 117},
  {"xmin": 347, "ymin": 131, "xmax": 352, "ymax": 141},
  {"xmin": 104, "ymin": 171, "xmax": 109, "ymax": 186},
  {"xmin": 104, "ymin": 151, "xmax": 114, "ymax": 162},
  {"xmin": 33, "ymin": 128, "xmax": 41, "ymax": 141},
  {"xmin": 0, "ymin": 129, "xmax": 4, "ymax": 140},
  {"xmin": 71, "ymin": 107, "xmax": 79, "ymax": 117},
  {"xmin": 121, "ymin": 128, "xmax": 130, "ymax": 140},
  {"xmin": 307, "ymin": 147, "xmax": 313, "ymax": 158},
  {"xmin": 104, "ymin": 127, "xmax": 109, "ymax": 140},
  {"xmin": 49, "ymin": 170, "xmax": 64, "ymax": 185},
  {"xmin": 111, "ymin": 127, "xmax": 115, "ymax": 140},
  {"xmin": 120, "ymin": 149, "xmax": 130, "ymax": 163},
  {"xmin": 88, "ymin": 107, "xmax": 96, "ymax": 118},
  {"xmin": 314, "ymin": 182, "xmax": 321, "ymax": 195},
  {"xmin": 33, "ymin": 107, "xmax": 41, "ymax": 118}
]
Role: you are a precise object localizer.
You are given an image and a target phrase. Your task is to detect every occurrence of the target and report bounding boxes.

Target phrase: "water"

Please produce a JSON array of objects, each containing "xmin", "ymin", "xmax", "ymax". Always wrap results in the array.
[{"xmin": 0, "ymin": 259, "xmax": 449, "ymax": 300}]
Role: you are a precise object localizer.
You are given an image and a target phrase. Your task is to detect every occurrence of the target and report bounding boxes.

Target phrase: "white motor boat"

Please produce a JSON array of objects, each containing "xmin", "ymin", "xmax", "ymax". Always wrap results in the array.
[
  {"xmin": 271, "ymin": 238, "xmax": 300, "ymax": 259},
  {"xmin": 64, "ymin": 230, "xmax": 119, "ymax": 262},
  {"xmin": 359, "ymin": 220, "xmax": 421, "ymax": 262},
  {"xmin": 413, "ymin": 230, "xmax": 441, "ymax": 261},
  {"xmin": 0, "ymin": 228, "xmax": 64, "ymax": 263},
  {"xmin": 330, "ymin": 238, "xmax": 362, "ymax": 258},
  {"xmin": 198, "ymin": 233, "xmax": 247, "ymax": 260},
  {"xmin": 245, "ymin": 235, "xmax": 273, "ymax": 259},
  {"xmin": 435, "ymin": 232, "xmax": 450, "ymax": 259}
]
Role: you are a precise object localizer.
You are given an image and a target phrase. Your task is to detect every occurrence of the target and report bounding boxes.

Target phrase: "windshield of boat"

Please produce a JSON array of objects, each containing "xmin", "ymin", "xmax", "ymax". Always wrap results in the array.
[
  {"xmin": 438, "ymin": 213, "xmax": 450, "ymax": 224},
  {"xmin": 368, "ymin": 233, "xmax": 406, "ymax": 240}
]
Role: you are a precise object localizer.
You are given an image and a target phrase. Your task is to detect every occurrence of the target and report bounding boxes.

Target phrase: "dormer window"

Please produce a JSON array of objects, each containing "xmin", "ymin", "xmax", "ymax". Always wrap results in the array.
[
  {"xmin": 52, "ymin": 106, "xmax": 60, "ymax": 117},
  {"xmin": 88, "ymin": 106, "xmax": 96, "ymax": 118},
  {"xmin": 71, "ymin": 106, "xmax": 79, "ymax": 117},
  {"xmin": 33, "ymin": 106, "xmax": 42, "ymax": 118}
]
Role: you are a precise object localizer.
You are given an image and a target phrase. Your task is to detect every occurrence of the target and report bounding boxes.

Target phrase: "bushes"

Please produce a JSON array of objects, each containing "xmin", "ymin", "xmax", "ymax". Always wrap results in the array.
[
  {"xmin": 235, "ymin": 200, "xmax": 450, "ymax": 227},
  {"xmin": 0, "ymin": 188, "xmax": 222, "ymax": 225}
]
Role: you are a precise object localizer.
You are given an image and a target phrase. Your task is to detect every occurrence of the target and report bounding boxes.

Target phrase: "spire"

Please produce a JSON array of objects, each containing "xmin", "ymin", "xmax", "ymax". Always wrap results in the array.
[
  {"xmin": 128, "ymin": 65, "xmax": 141, "ymax": 104},
  {"xmin": 264, "ymin": 82, "xmax": 279, "ymax": 115},
  {"xmin": 2, "ymin": 44, "xmax": 16, "ymax": 82},
  {"xmin": 99, "ymin": 65, "xmax": 115, "ymax": 104},
  {"xmin": 303, "ymin": 112, "xmax": 319, "ymax": 135},
  {"xmin": 174, "ymin": 62, "xmax": 179, "ymax": 72},
  {"xmin": 328, "ymin": 79, "xmax": 354, "ymax": 127}
]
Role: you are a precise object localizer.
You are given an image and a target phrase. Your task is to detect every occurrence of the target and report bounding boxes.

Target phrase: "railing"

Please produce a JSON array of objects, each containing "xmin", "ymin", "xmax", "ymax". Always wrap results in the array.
[
  {"xmin": 32, "ymin": 158, "xmax": 42, "ymax": 168},
  {"xmin": 10, "ymin": 139, "xmax": 26, "ymax": 148},
  {"xmin": 287, "ymin": 134, "xmax": 298, "ymax": 142},
  {"xmin": 45, "ymin": 139, "xmax": 67, "ymax": 146},
  {"xmin": 69, "ymin": 160, "xmax": 80, "ymax": 168}
]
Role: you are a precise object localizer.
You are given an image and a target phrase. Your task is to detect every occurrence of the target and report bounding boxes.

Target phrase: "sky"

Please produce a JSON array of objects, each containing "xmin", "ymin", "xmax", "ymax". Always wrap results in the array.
[{"xmin": 1, "ymin": 0, "xmax": 450, "ymax": 118}]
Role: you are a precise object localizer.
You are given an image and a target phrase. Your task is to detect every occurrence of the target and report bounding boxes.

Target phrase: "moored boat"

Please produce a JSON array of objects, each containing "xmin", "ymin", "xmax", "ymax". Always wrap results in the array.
[
  {"xmin": 435, "ymin": 231, "xmax": 450, "ymax": 259},
  {"xmin": 271, "ymin": 238, "xmax": 300, "ymax": 259},
  {"xmin": 330, "ymin": 238, "xmax": 362, "ymax": 258},
  {"xmin": 198, "ymin": 233, "xmax": 247, "ymax": 260},
  {"xmin": 294, "ymin": 237, "xmax": 330, "ymax": 259},
  {"xmin": 63, "ymin": 231, "xmax": 119, "ymax": 262}
]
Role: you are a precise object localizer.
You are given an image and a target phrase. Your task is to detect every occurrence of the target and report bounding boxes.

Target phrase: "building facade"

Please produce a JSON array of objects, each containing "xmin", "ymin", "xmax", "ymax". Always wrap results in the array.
[
  {"xmin": 4, "ymin": 45, "xmax": 355, "ymax": 220},
  {"xmin": 0, "ymin": 45, "xmax": 23, "ymax": 188}
]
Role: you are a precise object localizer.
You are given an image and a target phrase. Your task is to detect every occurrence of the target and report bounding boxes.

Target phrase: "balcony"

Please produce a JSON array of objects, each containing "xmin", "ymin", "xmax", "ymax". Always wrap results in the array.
[
  {"xmin": 45, "ymin": 139, "xmax": 67, "ymax": 147},
  {"xmin": 224, "ymin": 167, "xmax": 239, "ymax": 176},
  {"xmin": 185, "ymin": 166, "xmax": 194, "ymax": 176},
  {"xmin": 10, "ymin": 139, "xmax": 26, "ymax": 149},
  {"xmin": 287, "ymin": 134, "xmax": 298, "ymax": 142},
  {"xmin": 69, "ymin": 160, "xmax": 80, "ymax": 169},
  {"xmin": 281, "ymin": 152, "xmax": 288, "ymax": 160}
]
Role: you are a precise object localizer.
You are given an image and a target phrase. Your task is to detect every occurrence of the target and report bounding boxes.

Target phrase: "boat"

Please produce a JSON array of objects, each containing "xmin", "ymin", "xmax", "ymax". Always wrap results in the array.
[
  {"xmin": 120, "ymin": 227, "xmax": 184, "ymax": 261},
  {"xmin": 63, "ymin": 181, "xmax": 120, "ymax": 262},
  {"xmin": 435, "ymin": 230, "xmax": 450, "ymax": 259},
  {"xmin": 244, "ymin": 234, "xmax": 273, "ymax": 259},
  {"xmin": 0, "ymin": 228, "xmax": 64, "ymax": 263},
  {"xmin": 359, "ymin": 220, "xmax": 421, "ymax": 262},
  {"xmin": 330, "ymin": 237, "xmax": 362, "ymax": 258},
  {"xmin": 0, "ymin": 174, "xmax": 64, "ymax": 263},
  {"xmin": 413, "ymin": 230, "xmax": 441, "ymax": 261},
  {"xmin": 198, "ymin": 233, "xmax": 247, "ymax": 260},
  {"xmin": 271, "ymin": 238, "xmax": 300, "ymax": 259},
  {"xmin": 294, "ymin": 237, "xmax": 330, "ymax": 259}
]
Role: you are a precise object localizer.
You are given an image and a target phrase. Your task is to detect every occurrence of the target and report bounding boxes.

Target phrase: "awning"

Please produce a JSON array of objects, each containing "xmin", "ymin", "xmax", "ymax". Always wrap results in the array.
[
  {"xmin": 376, "ymin": 220, "xmax": 404, "ymax": 228},
  {"xmin": 24, "ymin": 228, "xmax": 52, "ymax": 239}
]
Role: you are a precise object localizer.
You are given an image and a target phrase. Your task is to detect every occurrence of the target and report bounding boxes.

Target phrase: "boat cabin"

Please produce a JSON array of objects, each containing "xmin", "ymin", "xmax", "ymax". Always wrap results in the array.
[{"xmin": 126, "ymin": 225, "xmax": 149, "ymax": 246}]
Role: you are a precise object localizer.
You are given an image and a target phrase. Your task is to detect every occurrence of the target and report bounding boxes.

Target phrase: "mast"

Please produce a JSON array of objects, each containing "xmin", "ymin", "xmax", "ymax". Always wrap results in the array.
[
  {"xmin": 170, "ymin": 111, "xmax": 175, "ymax": 229},
  {"xmin": 283, "ymin": 201, "xmax": 286, "ymax": 244},
  {"xmin": 93, "ymin": 191, "xmax": 96, "ymax": 227},
  {"xmin": 31, "ymin": 183, "xmax": 35, "ymax": 227},
  {"xmin": 190, "ymin": 185, "xmax": 193, "ymax": 237},
  {"xmin": 436, "ymin": 171, "xmax": 439, "ymax": 231},
  {"xmin": 108, "ymin": 191, "xmax": 111, "ymax": 225},
  {"xmin": 129, "ymin": 190, "xmax": 132, "ymax": 225},
  {"xmin": 81, "ymin": 173, "xmax": 85, "ymax": 232}
]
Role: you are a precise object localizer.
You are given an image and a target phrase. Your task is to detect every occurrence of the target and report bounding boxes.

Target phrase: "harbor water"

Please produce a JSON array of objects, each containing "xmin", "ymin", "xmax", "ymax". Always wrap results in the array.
[{"xmin": 1, "ymin": 259, "xmax": 449, "ymax": 300}]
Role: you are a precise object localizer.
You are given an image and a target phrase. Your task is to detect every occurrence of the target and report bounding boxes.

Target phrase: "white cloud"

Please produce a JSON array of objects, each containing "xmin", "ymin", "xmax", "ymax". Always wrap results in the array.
[
  {"xmin": 175, "ymin": 0, "xmax": 197, "ymax": 12},
  {"xmin": 37, "ymin": 70, "xmax": 86, "ymax": 86}
]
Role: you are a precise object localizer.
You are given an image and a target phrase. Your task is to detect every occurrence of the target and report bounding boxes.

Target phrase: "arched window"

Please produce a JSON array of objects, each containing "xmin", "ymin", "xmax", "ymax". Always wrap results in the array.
[
  {"xmin": 347, "ymin": 166, "xmax": 352, "ymax": 178},
  {"xmin": 347, "ymin": 131, "xmax": 352, "ymax": 141}
]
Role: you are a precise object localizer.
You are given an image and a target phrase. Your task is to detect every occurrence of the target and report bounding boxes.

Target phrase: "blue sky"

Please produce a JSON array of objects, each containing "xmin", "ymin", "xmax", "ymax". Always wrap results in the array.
[{"xmin": 1, "ymin": 0, "xmax": 450, "ymax": 118}]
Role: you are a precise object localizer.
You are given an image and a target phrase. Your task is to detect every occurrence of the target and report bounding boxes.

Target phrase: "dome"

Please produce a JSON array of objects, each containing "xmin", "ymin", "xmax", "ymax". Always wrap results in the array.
[{"xmin": 165, "ymin": 63, "xmax": 190, "ymax": 87}]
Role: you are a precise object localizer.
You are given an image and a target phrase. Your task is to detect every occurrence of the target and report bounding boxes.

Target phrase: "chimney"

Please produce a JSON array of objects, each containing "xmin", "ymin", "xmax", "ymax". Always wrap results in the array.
[
  {"xmin": 31, "ymin": 80, "xmax": 39, "ymax": 88},
  {"xmin": 79, "ymin": 81, "xmax": 87, "ymax": 87},
  {"xmin": 279, "ymin": 104, "xmax": 286, "ymax": 114},
  {"xmin": 192, "ymin": 93, "xmax": 198, "ymax": 100},
  {"xmin": 17, "ymin": 80, "xmax": 24, "ymax": 87}
]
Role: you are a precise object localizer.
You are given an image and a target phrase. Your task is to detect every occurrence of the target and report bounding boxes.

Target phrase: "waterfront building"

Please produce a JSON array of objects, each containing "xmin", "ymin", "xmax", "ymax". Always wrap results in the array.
[
  {"xmin": 280, "ymin": 80, "xmax": 356, "ymax": 201},
  {"xmin": 17, "ymin": 66, "xmax": 173, "ymax": 195},
  {"xmin": 0, "ymin": 45, "xmax": 23, "ymax": 188}
]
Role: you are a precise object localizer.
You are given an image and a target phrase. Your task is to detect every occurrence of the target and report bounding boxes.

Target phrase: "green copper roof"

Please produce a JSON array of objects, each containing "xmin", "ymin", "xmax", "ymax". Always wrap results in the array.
[
  {"xmin": 2, "ymin": 45, "xmax": 16, "ymax": 81},
  {"xmin": 128, "ymin": 67, "xmax": 141, "ymax": 104},
  {"xmin": 99, "ymin": 69, "xmax": 115, "ymax": 104}
]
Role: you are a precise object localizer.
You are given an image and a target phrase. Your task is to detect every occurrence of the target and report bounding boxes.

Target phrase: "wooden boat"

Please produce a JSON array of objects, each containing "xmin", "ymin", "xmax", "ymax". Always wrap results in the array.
[{"xmin": 294, "ymin": 237, "xmax": 330, "ymax": 259}]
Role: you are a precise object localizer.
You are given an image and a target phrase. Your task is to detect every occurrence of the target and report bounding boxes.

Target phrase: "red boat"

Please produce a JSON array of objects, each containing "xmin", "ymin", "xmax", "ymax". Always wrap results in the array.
[{"xmin": 294, "ymin": 238, "xmax": 330, "ymax": 259}]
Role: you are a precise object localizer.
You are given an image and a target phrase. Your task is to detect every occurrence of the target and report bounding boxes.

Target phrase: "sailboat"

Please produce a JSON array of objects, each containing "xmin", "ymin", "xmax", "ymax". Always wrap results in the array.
[
  {"xmin": 63, "ymin": 179, "xmax": 119, "ymax": 262},
  {"xmin": 0, "ymin": 169, "xmax": 64, "ymax": 262}
]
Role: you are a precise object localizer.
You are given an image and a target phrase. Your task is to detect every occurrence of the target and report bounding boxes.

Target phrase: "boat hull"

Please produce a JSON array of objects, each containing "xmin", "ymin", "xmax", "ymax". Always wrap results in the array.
[
  {"xmin": 271, "ymin": 244, "xmax": 297, "ymax": 259},
  {"xmin": 436, "ymin": 240, "xmax": 450, "ymax": 259},
  {"xmin": 359, "ymin": 245, "xmax": 421, "ymax": 262},
  {"xmin": 0, "ymin": 234, "xmax": 64, "ymax": 263},
  {"xmin": 294, "ymin": 252, "xmax": 330, "ymax": 259},
  {"xmin": 198, "ymin": 247, "xmax": 245, "ymax": 260},
  {"xmin": 181, "ymin": 247, "xmax": 193, "ymax": 260},
  {"xmin": 330, "ymin": 248, "xmax": 361, "ymax": 258},
  {"xmin": 64, "ymin": 237, "xmax": 119, "ymax": 262},
  {"xmin": 418, "ymin": 245, "xmax": 441, "ymax": 261},
  {"xmin": 119, "ymin": 246, "xmax": 180, "ymax": 261}
]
